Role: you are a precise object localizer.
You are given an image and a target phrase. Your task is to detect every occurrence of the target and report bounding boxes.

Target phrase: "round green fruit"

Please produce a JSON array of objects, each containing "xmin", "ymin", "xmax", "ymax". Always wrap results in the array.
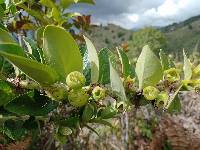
[
  {"xmin": 92, "ymin": 86, "xmax": 106, "ymax": 101},
  {"xmin": 143, "ymin": 86, "xmax": 159, "ymax": 100},
  {"xmin": 68, "ymin": 89, "xmax": 89, "ymax": 107},
  {"xmin": 66, "ymin": 71, "xmax": 86, "ymax": 89},
  {"xmin": 164, "ymin": 68, "xmax": 180, "ymax": 83}
]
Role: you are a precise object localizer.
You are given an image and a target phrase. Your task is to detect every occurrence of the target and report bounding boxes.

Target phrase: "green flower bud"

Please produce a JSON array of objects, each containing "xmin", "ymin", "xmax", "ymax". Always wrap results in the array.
[
  {"xmin": 92, "ymin": 86, "xmax": 106, "ymax": 101},
  {"xmin": 66, "ymin": 71, "xmax": 86, "ymax": 89},
  {"xmin": 156, "ymin": 91, "xmax": 169, "ymax": 108},
  {"xmin": 58, "ymin": 126, "xmax": 72, "ymax": 136},
  {"xmin": 143, "ymin": 86, "xmax": 159, "ymax": 100},
  {"xmin": 68, "ymin": 89, "xmax": 89, "ymax": 107},
  {"xmin": 164, "ymin": 68, "xmax": 180, "ymax": 83},
  {"xmin": 45, "ymin": 84, "xmax": 68, "ymax": 101}
]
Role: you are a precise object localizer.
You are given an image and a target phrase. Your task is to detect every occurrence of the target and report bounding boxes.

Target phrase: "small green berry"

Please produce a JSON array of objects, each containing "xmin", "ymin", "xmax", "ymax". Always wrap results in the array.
[
  {"xmin": 156, "ymin": 91, "xmax": 169, "ymax": 108},
  {"xmin": 66, "ymin": 71, "xmax": 86, "ymax": 89},
  {"xmin": 92, "ymin": 86, "xmax": 106, "ymax": 101},
  {"xmin": 164, "ymin": 68, "xmax": 180, "ymax": 83},
  {"xmin": 68, "ymin": 88, "xmax": 89, "ymax": 107},
  {"xmin": 143, "ymin": 86, "xmax": 159, "ymax": 100}
]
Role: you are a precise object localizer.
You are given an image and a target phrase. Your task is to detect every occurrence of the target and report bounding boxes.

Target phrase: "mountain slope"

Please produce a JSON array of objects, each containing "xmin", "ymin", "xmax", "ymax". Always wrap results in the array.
[
  {"xmin": 86, "ymin": 24, "xmax": 131, "ymax": 51},
  {"xmin": 163, "ymin": 15, "xmax": 200, "ymax": 54},
  {"xmin": 87, "ymin": 15, "xmax": 200, "ymax": 54}
]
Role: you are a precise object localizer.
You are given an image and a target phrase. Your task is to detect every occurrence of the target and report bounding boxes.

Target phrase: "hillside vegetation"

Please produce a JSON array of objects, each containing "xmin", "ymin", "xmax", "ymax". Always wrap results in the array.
[{"xmin": 87, "ymin": 15, "xmax": 200, "ymax": 55}]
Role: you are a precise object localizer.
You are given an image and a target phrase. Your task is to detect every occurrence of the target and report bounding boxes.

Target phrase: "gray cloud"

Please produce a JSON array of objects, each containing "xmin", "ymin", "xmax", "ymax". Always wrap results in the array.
[{"xmin": 70, "ymin": 0, "xmax": 200, "ymax": 29}]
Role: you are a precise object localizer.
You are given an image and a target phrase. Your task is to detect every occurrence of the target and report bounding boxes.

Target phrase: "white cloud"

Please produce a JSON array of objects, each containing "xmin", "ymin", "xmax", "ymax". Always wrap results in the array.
[{"xmin": 70, "ymin": 0, "xmax": 200, "ymax": 29}]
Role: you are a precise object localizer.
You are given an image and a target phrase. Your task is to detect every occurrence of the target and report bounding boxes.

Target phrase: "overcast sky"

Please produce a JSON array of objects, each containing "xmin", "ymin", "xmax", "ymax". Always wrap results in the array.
[{"xmin": 71, "ymin": 0, "xmax": 200, "ymax": 29}]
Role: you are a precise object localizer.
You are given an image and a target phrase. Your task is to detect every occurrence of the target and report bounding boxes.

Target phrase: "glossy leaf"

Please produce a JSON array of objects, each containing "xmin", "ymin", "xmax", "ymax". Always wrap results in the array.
[
  {"xmin": 1, "ymin": 120, "xmax": 27, "ymax": 141},
  {"xmin": 165, "ymin": 84, "xmax": 183, "ymax": 109},
  {"xmin": 135, "ymin": 45, "xmax": 163, "ymax": 90},
  {"xmin": 0, "ymin": 43, "xmax": 25, "ymax": 56},
  {"xmin": 90, "ymin": 118, "xmax": 113, "ymax": 128},
  {"xmin": 61, "ymin": 0, "xmax": 94, "ymax": 8},
  {"xmin": 183, "ymin": 50, "xmax": 192, "ymax": 80},
  {"xmin": 5, "ymin": 91, "xmax": 58, "ymax": 116},
  {"xmin": 0, "ymin": 51, "xmax": 59, "ymax": 85},
  {"xmin": 98, "ymin": 48, "xmax": 110, "ymax": 84},
  {"xmin": 43, "ymin": 25, "xmax": 82, "ymax": 81},
  {"xmin": 83, "ymin": 35, "xmax": 99, "ymax": 83},
  {"xmin": 82, "ymin": 103, "xmax": 94, "ymax": 122},
  {"xmin": 0, "ymin": 28, "xmax": 15, "ymax": 44},
  {"xmin": 167, "ymin": 95, "xmax": 181, "ymax": 113},
  {"xmin": 40, "ymin": 0, "xmax": 56, "ymax": 8},
  {"xmin": 54, "ymin": 116, "xmax": 80, "ymax": 128},
  {"xmin": 109, "ymin": 60, "xmax": 127, "ymax": 101},
  {"xmin": 99, "ymin": 106, "xmax": 117, "ymax": 119},
  {"xmin": 80, "ymin": 46, "xmax": 91, "ymax": 85},
  {"xmin": 117, "ymin": 48, "xmax": 135, "ymax": 78},
  {"xmin": 0, "ymin": 80, "xmax": 14, "ymax": 106},
  {"xmin": 23, "ymin": 37, "xmax": 42, "ymax": 62}
]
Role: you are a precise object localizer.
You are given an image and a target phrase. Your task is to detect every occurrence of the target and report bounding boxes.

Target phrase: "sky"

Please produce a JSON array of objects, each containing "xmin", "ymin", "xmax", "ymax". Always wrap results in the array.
[{"xmin": 71, "ymin": 0, "xmax": 200, "ymax": 29}]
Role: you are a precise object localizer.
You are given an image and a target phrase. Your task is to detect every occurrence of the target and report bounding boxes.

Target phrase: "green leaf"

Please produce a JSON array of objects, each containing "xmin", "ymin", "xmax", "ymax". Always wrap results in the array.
[
  {"xmin": 55, "ymin": 116, "xmax": 80, "ymax": 128},
  {"xmin": 78, "ymin": 0, "xmax": 95, "ymax": 4},
  {"xmin": 117, "ymin": 48, "xmax": 135, "ymax": 78},
  {"xmin": 0, "ymin": 28, "xmax": 15, "ymax": 44},
  {"xmin": 82, "ymin": 103, "xmax": 94, "ymax": 122},
  {"xmin": 80, "ymin": 46, "xmax": 91, "ymax": 85},
  {"xmin": 0, "ymin": 5, "xmax": 4, "ymax": 19},
  {"xmin": 0, "ymin": 22, "xmax": 7, "ymax": 31},
  {"xmin": 135, "ymin": 45, "xmax": 163, "ymax": 90},
  {"xmin": 63, "ymin": 12, "xmax": 81, "ymax": 20},
  {"xmin": 0, "ymin": 51, "xmax": 59, "ymax": 85},
  {"xmin": 23, "ymin": 37, "xmax": 42, "ymax": 62},
  {"xmin": 0, "ymin": 43, "xmax": 25, "ymax": 56},
  {"xmin": 98, "ymin": 48, "xmax": 110, "ymax": 84},
  {"xmin": 0, "ymin": 1, "xmax": 4, "ymax": 4},
  {"xmin": 165, "ymin": 84, "xmax": 182, "ymax": 109},
  {"xmin": 43, "ymin": 25, "xmax": 82, "ymax": 81},
  {"xmin": 167, "ymin": 95, "xmax": 181, "ymax": 113},
  {"xmin": 84, "ymin": 124, "xmax": 99, "ymax": 136},
  {"xmin": 83, "ymin": 35, "xmax": 99, "ymax": 83},
  {"xmin": 90, "ymin": 118, "xmax": 113, "ymax": 128},
  {"xmin": 60, "ymin": 0, "xmax": 76, "ymax": 8},
  {"xmin": 35, "ymin": 26, "xmax": 45, "ymax": 48},
  {"xmin": 0, "ymin": 80, "xmax": 14, "ymax": 106},
  {"xmin": 109, "ymin": 60, "xmax": 127, "ymax": 101},
  {"xmin": 159, "ymin": 49, "xmax": 170, "ymax": 70},
  {"xmin": 40, "ymin": 0, "xmax": 56, "ymax": 8},
  {"xmin": 99, "ymin": 106, "xmax": 117, "ymax": 119},
  {"xmin": 5, "ymin": 91, "xmax": 58, "ymax": 116},
  {"xmin": 2, "ymin": 120, "xmax": 27, "ymax": 140},
  {"xmin": 61, "ymin": 0, "xmax": 94, "ymax": 8},
  {"xmin": 183, "ymin": 50, "xmax": 192, "ymax": 80}
]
